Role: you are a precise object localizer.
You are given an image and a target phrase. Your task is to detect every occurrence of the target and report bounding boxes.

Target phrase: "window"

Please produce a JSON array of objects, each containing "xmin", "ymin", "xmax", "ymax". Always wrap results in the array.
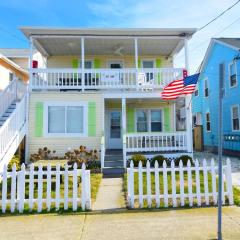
[
  {"xmin": 47, "ymin": 103, "xmax": 86, "ymax": 136},
  {"xmin": 205, "ymin": 112, "xmax": 211, "ymax": 132},
  {"xmin": 80, "ymin": 60, "xmax": 93, "ymax": 69},
  {"xmin": 194, "ymin": 83, "xmax": 199, "ymax": 96},
  {"xmin": 229, "ymin": 62, "xmax": 237, "ymax": 87},
  {"xmin": 9, "ymin": 72, "xmax": 14, "ymax": 81},
  {"xmin": 232, "ymin": 105, "xmax": 240, "ymax": 131},
  {"xmin": 136, "ymin": 110, "xmax": 148, "ymax": 132},
  {"xmin": 150, "ymin": 110, "xmax": 162, "ymax": 132},
  {"xmin": 136, "ymin": 109, "xmax": 163, "ymax": 132},
  {"xmin": 142, "ymin": 60, "xmax": 154, "ymax": 82},
  {"xmin": 204, "ymin": 79, "xmax": 209, "ymax": 97}
]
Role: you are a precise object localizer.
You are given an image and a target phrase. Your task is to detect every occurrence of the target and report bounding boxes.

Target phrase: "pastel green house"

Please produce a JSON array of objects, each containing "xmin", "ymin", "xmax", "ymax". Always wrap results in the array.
[{"xmin": 20, "ymin": 27, "xmax": 195, "ymax": 173}]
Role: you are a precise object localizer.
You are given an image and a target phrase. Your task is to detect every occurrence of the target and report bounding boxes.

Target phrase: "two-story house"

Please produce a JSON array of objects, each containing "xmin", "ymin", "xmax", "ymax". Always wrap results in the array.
[
  {"xmin": 192, "ymin": 38, "xmax": 240, "ymax": 156},
  {"xmin": 16, "ymin": 27, "xmax": 196, "ymax": 173}
]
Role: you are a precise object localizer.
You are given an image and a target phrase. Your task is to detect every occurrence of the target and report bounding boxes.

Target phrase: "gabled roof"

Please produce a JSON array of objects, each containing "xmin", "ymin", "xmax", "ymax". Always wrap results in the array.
[
  {"xmin": 198, "ymin": 38, "xmax": 240, "ymax": 74},
  {"xmin": 0, "ymin": 48, "xmax": 32, "ymax": 58}
]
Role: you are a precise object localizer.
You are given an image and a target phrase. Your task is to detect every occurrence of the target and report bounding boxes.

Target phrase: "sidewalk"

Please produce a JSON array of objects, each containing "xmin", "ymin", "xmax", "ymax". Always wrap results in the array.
[{"xmin": 0, "ymin": 207, "xmax": 239, "ymax": 240}]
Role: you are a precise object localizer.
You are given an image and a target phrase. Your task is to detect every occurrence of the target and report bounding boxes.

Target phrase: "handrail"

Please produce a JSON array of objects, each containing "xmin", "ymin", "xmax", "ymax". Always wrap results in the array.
[{"xmin": 0, "ymin": 78, "xmax": 17, "ymax": 118}]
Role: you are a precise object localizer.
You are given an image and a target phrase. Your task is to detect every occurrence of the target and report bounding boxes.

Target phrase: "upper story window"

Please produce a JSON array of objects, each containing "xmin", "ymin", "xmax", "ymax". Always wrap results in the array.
[
  {"xmin": 229, "ymin": 62, "xmax": 237, "ymax": 87},
  {"xmin": 9, "ymin": 72, "xmax": 14, "ymax": 81},
  {"xmin": 80, "ymin": 60, "xmax": 93, "ymax": 69},
  {"xmin": 204, "ymin": 79, "xmax": 209, "ymax": 97},
  {"xmin": 46, "ymin": 103, "xmax": 87, "ymax": 136},
  {"xmin": 205, "ymin": 112, "xmax": 211, "ymax": 132},
  {"xmin": 232, "ymin": 105, "xmax": 240, "ymax": 131},
  {"xmin": 194, "ymin": 83, "xmax": 199, "ymax": 96}
]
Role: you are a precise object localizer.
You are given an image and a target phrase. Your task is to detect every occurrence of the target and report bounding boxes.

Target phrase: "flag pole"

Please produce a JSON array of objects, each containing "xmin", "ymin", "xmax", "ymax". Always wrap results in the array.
[{"xmin": 217, "ymin": 63, "xmax": 224, "ymax": 240}]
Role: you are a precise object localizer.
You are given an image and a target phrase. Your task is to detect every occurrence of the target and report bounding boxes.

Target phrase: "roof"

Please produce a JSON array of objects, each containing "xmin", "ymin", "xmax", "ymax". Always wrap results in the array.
[
  {"xmin": 20, "ymin": 27, "xmax": 197, "ymax": 38},
  {"xmin": 19, "ymin": 27, "xmax": 197, "ymax": 57},
  {"xmin": 0, "ymin": 48, "xmax": 33, "ymax": 58},
  {"xmin": 198, "ymin": 38, "xmax": 240, "ymax": 74},
  {"xmin": 216, "ymin": 38, "xmax": 240, "ymax": 50}
]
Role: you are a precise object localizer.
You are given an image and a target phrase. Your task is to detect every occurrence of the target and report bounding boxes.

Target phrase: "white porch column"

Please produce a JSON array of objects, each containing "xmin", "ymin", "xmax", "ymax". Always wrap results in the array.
[
  {"xmin": 122, "ymin": 98, "xmax": 127, "ymax": 168},
  {"xmin": 81, "ymin": 37, "xmax": 85, "ymax": 91},
  {"xmin": 184, "ymin": 38, "xmax": 193, "ymax": 154},
  {"xmin": 29, "ymin": 36, "xmax": 33, "ymax": 92},
  {"xmin": 101, "ymin": 98, "xmax": 105, "ymax": 169},
  {"xmin": 134, "ymin": 38, "xmax": 139, "ymax": 90}
]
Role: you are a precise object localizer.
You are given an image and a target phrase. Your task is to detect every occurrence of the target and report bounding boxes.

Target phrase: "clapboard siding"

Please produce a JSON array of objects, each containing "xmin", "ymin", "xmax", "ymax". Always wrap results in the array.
[
  {"xmin": 28, "ymin": 92, "xmax": 103, "ymax": 157},
  {"xmin": 47, "ymin": 55, "xmax": 173, "ymax": 68}
]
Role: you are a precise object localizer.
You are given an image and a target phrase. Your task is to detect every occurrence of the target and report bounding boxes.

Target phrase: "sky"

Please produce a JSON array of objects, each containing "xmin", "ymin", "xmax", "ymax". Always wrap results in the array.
[{"xmin": 0, "ymin": 0, "xmax": 240, "ymax": 73}]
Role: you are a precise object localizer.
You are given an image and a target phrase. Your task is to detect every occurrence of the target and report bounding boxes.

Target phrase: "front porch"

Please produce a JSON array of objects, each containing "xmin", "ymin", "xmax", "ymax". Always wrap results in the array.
[{"xmin": 101, "ymin": 97, "xmax": 192, "ymax": 169}]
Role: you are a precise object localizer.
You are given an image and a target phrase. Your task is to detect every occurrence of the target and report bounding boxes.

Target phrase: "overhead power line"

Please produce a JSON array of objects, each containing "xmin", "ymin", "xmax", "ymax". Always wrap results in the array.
[{"xmin": 198, "ymin": 0, "xmax": 240, "ymax": 32}]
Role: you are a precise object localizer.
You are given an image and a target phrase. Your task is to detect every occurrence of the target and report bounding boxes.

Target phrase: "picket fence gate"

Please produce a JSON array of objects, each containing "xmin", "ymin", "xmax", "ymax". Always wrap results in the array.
[
  {"xmin": 127, "ymin": 158, "xmax": 233, "ymax": 208},
  {"xmin": 0, "ymin": 163, "xmax": 91, "ymax": 213}
]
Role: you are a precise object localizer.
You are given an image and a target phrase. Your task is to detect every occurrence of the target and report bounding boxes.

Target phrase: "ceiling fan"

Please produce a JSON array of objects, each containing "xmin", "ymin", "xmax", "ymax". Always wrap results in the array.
[{"xmin": 113, "ymin": 46, "xmax": 124, "ymax": 56}]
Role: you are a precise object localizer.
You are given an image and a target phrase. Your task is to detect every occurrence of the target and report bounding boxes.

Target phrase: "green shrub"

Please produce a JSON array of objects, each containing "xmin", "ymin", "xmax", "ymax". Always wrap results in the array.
[
  {"xmin": 7, "ymin": 155, "xmax": 21, "ymax": 171},
  {"xmin": 151, "ymin": 155, "xmax": 168, "ymax": 167},
  {"xmin": 130, "ymin": 154, "xmax": 147, "ymax": 167},
  {"xmin": 175, "ymin": 155, "xmax": 194, "ymax": 166}
]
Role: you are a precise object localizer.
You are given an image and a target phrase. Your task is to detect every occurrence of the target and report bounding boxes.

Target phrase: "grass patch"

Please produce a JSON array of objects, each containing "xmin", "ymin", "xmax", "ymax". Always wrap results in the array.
[
  {"xmin": 124, "ymin": 171, "xmax": 239, "ymax": 208},
  {"xmin": 0, "ymin": 173, "xmax": 102, "ymax": 214}
]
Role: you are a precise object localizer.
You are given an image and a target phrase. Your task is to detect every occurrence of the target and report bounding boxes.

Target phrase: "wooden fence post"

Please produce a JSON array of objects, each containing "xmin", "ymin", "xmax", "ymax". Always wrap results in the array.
[
  {"xmin": 55, "ymin": 164, "xmax": 60, "ymax": 210},
  {"xmin": 146, "ymin": 161, "xmax": 151, "ymax": 208},
  {"xmin": 187, "ymin": 160, "xmax": 193, "ymax": 207},
  {"xmin": 203, "ymin": 159, "xmax": 209, "ymax": 205},
  {"xmin": 37, "ymin": 165, "xmax": 43, "ymax": 213},
  {"xmin": 226, "ymin": 158, "xmax": 233, "ymax": 205},
  {"xmin": 29, "ymin": 164, "xmax": 34, "ymax": 211},
  {"xmin": 1, "ymin": 165, "xmax": 7, "ymax": 213},
  {"xmin": 19, "ymin": 164, "xmax": 25, "ymax": 213},
  {"xmin": 171, "ymin": 160, "xmax": 177, "ymax": 207},
  {"xmin": 163, "ymin": 160, "xmax": 168, "ymax": 207},
  {"xmin": 46, "ymin": 164, "xmax": 51, "ymax": 211},
  {"xmin": 64, "ymin": 164, "xmax": 69, "ymax": 210},
  {"xmin": 138, "ymin": 161, "xmax": 143, "ymax": 208},
  {"xmin": 72, "ymin": 163, "xmax": 78, "ymax": 211},
  {"xmin": 81, "ymin": 163, "xmax": 86, "ymax": 211},
  {"xmin": 10, "ymin": 164, "xmax": 17, "ymax": 213},
  {"xmin": 129, "ymin": 161, "xmax": 134, "ymax": 208},
  {"xmin": 179, "ymin": 160, "xmax": 185, "ymax": 206},
  {"xmin": 154, "ymin": 161, "xmax": 160, "ymax": 208},
  {"xmin": 210, "ymin": 158, "xmax": 217, "ymax": 205},
  {"xmin": 195, "ymin": 159, "xmax": 201, "ymax": 206}
]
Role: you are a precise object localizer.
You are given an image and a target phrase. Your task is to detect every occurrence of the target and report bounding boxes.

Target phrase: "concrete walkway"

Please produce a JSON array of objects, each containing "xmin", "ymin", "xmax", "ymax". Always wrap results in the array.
[
  {"xmin": 93, "ymin": 177, "xmax": 125, "ymax": 211},
  {"xmin": 0, "ymin": 207, "xmax": 240, "ymax": 240}
]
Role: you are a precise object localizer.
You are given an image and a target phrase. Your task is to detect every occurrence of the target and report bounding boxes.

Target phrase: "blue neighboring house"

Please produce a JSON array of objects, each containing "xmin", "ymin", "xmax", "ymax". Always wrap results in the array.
[{"xmin": 192, "ymin": 38, "xmax": 240, "ymax": 156}]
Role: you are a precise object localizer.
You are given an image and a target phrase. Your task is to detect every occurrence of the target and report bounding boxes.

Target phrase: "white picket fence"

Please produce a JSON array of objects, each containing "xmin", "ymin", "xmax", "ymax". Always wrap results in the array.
[
  {"xmin": 127, "ymin": 158, "xmax": 233, "ymax": 208},
  {"xmin": 0, "ymin": 163, "xmax": 91, "ymax": 213}
]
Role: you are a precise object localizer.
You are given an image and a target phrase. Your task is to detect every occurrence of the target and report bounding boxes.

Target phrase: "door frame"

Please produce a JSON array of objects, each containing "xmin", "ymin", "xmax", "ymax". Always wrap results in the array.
[
  {"xmin": 107, "ymin": 60, "xmax": 124, "ymax": 69},
  {"xmin": 106, "ymin": 108, "xmax": 123, "ymax": 149}
]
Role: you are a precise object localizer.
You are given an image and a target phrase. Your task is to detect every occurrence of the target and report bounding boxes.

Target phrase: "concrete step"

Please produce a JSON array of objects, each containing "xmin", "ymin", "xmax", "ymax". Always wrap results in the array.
[
  {"xmin": 104, "ymin": 160, "xmax": 124, "ymax": 168},
  {"xmin": 105, "ymin": 155, "xmax": 123, "ymax": 161},
  {"xmin": 102, "ymin": 167, "xmax": 125, "ymax": 176}
]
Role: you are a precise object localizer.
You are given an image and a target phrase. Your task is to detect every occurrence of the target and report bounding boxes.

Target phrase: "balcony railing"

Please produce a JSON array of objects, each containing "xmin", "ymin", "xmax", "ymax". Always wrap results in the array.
[
  {"xmin": 30, "ymin": 68, "xmax": 183, "ymax": 91},
  {"xmin": 126, "ymin": 132, "xmax": 188, "ymax": 152}
]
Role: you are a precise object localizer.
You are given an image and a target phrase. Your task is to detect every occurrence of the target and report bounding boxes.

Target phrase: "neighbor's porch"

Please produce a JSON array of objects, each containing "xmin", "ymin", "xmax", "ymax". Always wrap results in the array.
[{"xmin": 101, "ymin": 96, "xmax": 192, "ymax": 168}]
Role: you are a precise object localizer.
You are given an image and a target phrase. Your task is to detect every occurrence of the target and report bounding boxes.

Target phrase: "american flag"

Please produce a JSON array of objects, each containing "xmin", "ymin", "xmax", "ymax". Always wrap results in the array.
[{"xmin": 161, "ymin": 73, "xmax": 199, "ymax": 100}]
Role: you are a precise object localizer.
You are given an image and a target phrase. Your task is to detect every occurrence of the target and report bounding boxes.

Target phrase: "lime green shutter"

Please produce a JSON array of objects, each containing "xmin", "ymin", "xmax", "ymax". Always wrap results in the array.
[
  {"xmin": 88, "ymin": 102, "xmax": 96, "ymax": 136},
  {"xmin": 35, "ymin": 102, "xmax": 43, "ymax": 137},
  {"xmin": 72, "ymin": 58, "xmax": 79, "ymax": 79},
  {"xmin": 138, "ymin": 59, "xmax": 141, "ymax": 68},
  {"xmin": 164, "ymin": 107, "xmax": 172, "ymax": 132},
  {"xmin": 94, "ymin": 59, "xmax": 101, "ymax": 78},
  {"xmin": 127, "ymin": 108, "xmax": 135, "ymax": 133},
  {"xmin": 156, "ymin": 58, "xmax": 162, "ymax": 84}
]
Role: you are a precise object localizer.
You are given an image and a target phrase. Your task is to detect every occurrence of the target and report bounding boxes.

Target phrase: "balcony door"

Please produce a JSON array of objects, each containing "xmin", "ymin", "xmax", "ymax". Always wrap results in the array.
[
  {"xmin": 142, "ymin": 60, "xmax": 154, "ymax": 82},
  {"xmin": 107, "ymin": 110, "xmax": 122, "ymax": 149}
]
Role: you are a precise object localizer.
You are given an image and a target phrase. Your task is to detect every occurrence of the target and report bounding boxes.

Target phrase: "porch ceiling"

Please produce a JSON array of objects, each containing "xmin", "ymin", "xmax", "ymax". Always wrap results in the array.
[{"xmin": 20, "ymin": 27, "xmax": 197, "ymax": 57}]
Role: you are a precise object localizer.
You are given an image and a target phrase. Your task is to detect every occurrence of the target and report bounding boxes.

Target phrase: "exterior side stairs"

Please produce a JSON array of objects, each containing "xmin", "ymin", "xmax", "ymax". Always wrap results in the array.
[{"xmin": 0, "ymin": 79, "xmax": 27, "ymax": 172}]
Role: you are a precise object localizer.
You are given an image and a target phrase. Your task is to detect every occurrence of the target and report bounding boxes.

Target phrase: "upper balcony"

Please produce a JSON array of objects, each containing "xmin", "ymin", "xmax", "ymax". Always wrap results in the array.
[{"xmin": 20, "ymin": 27, "xmax": 197, "ymax": 92}]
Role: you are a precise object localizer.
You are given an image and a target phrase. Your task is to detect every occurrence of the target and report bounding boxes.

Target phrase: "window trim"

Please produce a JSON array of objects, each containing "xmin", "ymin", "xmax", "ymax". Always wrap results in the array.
[
  {"xmin": 44, "ymin": 101, "xmax": 88, "ymax": 137},
  {"xmin": 79, "ymin": 59, "xmax": 94, "ymax": 69},
  {"xmin": 135, "ymin": 108, "xmax": 164, "ymax": 133},
  {"xmin": 205, "ymin": 112, "xmax": 211, "ymax": 132},
  {"xmin": 231, "ymin": 105, "xmax": 240, "ymax": 132},
  {"xmin": 229, "ymin": 61, "xmax": 238, "ymax": 88},
  {"xmin": 194, "ymin": 82, "xmax": 199, "ymax": 97},
  {"xmin": 141, "ymin": 59, "xmax": 156, "ymax": 68},
  {"xmin": 204, "ymin": 78, "xmax": 209, "ymax": 98}
]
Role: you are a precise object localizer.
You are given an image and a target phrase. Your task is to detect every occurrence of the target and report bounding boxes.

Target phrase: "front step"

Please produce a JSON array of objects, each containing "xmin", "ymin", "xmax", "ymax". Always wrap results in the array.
[
  {"xmin": 104, "ymin": 160, "xmax": 124, "ymax": 168},
  {"xmin": 102, "ymin": 167, "xmax": 125, "ymax": 176}
]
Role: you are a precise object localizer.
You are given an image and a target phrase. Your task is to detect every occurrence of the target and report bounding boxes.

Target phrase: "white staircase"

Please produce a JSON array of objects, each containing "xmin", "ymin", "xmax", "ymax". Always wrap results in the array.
[{"xmin": 0, "ymin": 79, "xmax": 28, "ymax": 171}]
